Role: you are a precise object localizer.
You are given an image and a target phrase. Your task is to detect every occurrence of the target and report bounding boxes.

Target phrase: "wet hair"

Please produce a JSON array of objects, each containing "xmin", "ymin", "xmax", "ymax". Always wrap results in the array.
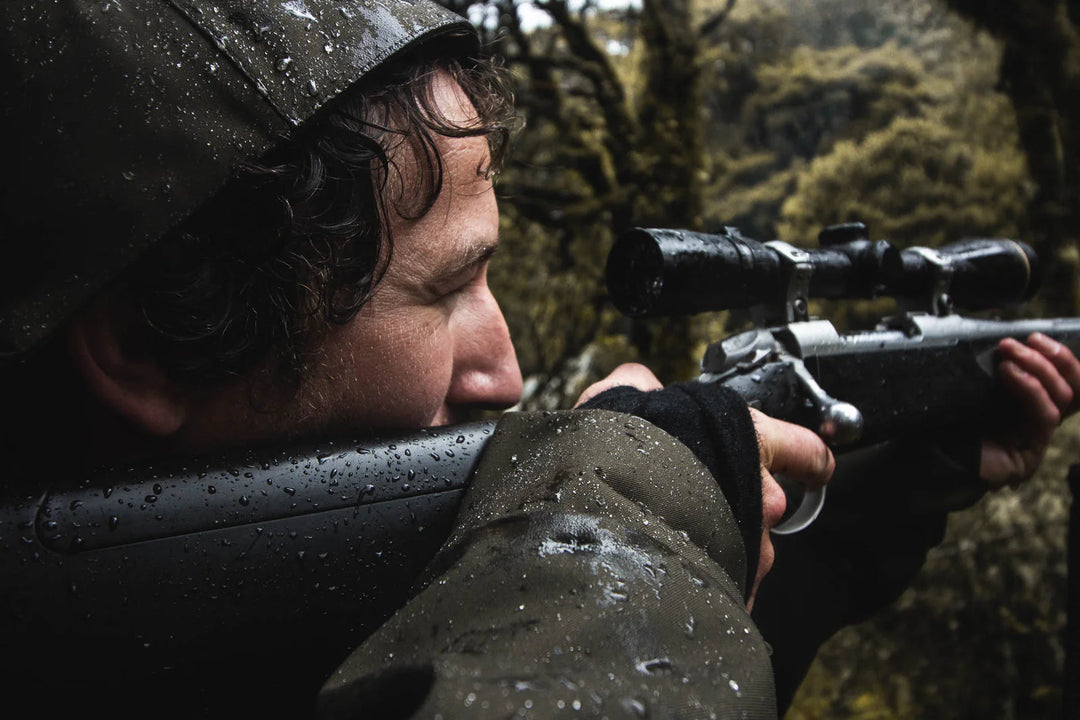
[{"xmin": 122, "ymin": 49, "xmax": 514, "ymax": 390}]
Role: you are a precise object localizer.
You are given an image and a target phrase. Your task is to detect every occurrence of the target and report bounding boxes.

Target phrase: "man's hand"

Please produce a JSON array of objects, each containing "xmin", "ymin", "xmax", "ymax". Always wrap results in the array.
[
  {"xmin": 575, "ymin": 363, "xmax": 835, "ymax": 499},
  {"xmin": 982, "ymin": 333, "xmax": 1080, "ymax": 488},
  {"xmin": 574, "ymin": 363, "xmax": 663, "ymax": 405},
  {"xmin": 576, "ymin": 364, "xmax": 835, "ymax": 608}
]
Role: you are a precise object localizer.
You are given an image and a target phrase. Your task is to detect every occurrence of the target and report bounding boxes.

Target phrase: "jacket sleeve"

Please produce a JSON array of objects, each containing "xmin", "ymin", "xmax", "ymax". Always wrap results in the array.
[{"xmin": 319, "ymin": 409, "xmax": 777, "ymax": 719}]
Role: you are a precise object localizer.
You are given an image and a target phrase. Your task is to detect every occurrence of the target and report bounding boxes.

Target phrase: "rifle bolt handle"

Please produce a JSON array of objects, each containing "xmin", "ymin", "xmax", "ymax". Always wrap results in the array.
[{"xmin": 819, "ymin": 402, "xmax": 863, "ymax": 446}]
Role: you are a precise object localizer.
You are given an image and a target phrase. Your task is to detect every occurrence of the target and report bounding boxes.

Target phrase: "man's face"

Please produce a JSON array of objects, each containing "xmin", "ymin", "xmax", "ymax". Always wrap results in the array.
[
  {"xmin": 186, "ymin": 73, "xmax": 522, "ymax": 446},
  {"xmin": 303, "ymin": 74, "xmax": 524, "ymax": 431}
]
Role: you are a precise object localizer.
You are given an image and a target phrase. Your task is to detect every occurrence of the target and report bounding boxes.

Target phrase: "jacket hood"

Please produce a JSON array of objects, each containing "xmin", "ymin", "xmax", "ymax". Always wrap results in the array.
[{"xmin": 1, "ymin": 0, "xmax": 476, "ymax": 358}]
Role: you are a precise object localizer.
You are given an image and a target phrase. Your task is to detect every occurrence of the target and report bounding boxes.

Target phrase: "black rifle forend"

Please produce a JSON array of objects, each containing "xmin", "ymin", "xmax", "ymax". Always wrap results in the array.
[{"xmin": 607, "ymin": 224, "xmax": 1039, "ymax": 318}]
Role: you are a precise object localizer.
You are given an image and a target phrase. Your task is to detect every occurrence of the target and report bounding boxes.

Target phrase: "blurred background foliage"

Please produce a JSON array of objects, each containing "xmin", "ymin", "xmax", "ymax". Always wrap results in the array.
[{"xmin": 438, "ymin": 0, "xmax": 1080, "ymax": 716}]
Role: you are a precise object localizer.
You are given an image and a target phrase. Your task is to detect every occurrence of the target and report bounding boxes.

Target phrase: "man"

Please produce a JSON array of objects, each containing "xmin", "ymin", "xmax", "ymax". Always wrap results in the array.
[{"xmin": 2, "ymin": 1, "xmax": 1077, "ymax": 717}]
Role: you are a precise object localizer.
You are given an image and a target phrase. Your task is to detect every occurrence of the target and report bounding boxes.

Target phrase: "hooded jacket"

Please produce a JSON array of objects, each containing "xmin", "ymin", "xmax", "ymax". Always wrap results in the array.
[{"xmin": 1, "ymin": 0, "xmax": 475, "ymax": 358}]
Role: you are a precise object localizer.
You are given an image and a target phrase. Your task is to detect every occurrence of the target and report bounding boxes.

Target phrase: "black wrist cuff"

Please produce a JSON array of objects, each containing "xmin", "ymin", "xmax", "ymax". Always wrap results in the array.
[{"xmin": 581, "ymin": 381, "xmax": 763, "ymax": 597}]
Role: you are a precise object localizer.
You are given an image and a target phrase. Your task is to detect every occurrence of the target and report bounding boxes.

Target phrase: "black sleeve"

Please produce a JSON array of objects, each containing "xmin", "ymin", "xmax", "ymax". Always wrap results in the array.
[
  {"xmin": 581, "ymin": 381, "xmax": 764, "ymax": 596},
  {"xmin": 751, "ymin": 436, "xmax": 984, "ymax": 712}
]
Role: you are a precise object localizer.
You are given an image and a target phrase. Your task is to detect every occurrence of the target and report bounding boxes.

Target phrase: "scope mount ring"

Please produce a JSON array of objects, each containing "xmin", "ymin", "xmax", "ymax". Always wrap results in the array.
[
  {"xmin": 762, "ymin": 240, "xmax": 812, "ymax": 323},
  {"xmin": 907, "ymin": 246, "xmax": 955, "ymax": 316}
]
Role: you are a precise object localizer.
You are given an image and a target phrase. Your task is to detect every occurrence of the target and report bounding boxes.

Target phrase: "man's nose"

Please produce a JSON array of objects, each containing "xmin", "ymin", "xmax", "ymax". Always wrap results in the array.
[{"xmin": 447, "ymin": 288, "xmax": 523, "ymax": 410}]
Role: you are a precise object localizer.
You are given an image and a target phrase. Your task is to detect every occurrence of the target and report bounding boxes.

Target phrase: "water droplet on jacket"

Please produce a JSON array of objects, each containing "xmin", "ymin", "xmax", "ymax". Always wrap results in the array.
[
  {"xmin": 239, "ymin": 496, "xmax": 249, "ymax": 506},
  {"xmin": 109, "ymin": 516, "xmax": 120, "ymax": 531},
  {"xmin": 275, "ymin": 56, "xmax": 292, "ymax": 72},
  {"xmin": 207, "ymin": 485, "xmax": 217, "ymax": 494},
  {"xmin": 636, "ymin": 658, "xmax": 672, "ymax": 674}
]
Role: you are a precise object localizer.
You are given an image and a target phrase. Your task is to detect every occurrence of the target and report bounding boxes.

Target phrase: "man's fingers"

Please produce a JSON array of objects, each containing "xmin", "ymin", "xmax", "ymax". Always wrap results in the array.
[
  {"xmin": 750, "ymin": 408, "xmax": 834, "ymax": 490},
  {"xmin": 1025, "ymin": 333, "xmax": 1080, "ymax": 415},
  {"xmin": 574, "ymin": 363, "xmax": 663, "ymax": 407},
  {"xmin": 978, "ymin": 334, "xmax": 1079, "ymax": 488},
  {"xmin": 998, "ymin": 337, "xmax": 1075, "ymax": 415}
]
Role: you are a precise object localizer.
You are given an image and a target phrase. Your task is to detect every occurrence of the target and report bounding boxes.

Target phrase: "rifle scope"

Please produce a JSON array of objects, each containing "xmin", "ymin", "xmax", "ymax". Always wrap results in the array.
[{"xmin": 606, "ymin": 226, "xmax": 1039, "ymax": 317}]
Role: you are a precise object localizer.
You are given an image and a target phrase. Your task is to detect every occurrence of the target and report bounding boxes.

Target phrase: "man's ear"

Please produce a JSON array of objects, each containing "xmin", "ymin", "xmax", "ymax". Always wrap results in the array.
[{"xmin": 67, "ymin": 297, "xmax": 189, "ymax": 437}]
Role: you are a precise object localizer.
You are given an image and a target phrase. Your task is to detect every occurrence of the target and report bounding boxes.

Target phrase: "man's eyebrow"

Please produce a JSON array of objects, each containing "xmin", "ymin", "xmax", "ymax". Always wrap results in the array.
[
  {"xmin": 442, "ymin": 242, "xmax": 499, "ymax": 277},
  {"xmin": 427, "ymin": 242, "xmax": 499, "ymax": 290}
]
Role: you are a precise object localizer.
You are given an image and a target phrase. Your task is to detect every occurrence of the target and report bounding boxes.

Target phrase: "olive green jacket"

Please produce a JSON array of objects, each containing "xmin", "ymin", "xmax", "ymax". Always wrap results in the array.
[{"xmin": 320, "ymin": 410, "xmax": 776, "ymax": 719}]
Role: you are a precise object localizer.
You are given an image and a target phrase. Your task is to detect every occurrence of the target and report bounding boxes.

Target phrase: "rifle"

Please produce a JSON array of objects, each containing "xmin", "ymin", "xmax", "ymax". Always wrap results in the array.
[{"xmin": 4, "ymin": 222, "xmax": 1079, "ymax": 712}]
